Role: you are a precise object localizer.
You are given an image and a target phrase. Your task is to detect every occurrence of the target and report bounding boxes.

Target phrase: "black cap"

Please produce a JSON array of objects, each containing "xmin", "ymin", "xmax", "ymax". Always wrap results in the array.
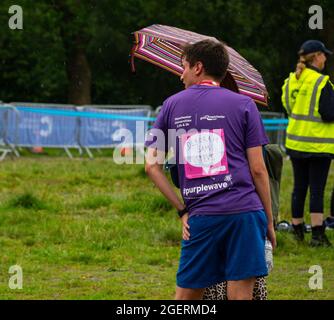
[{"xmin": 298, "ymin": 40, "xmax": 333, "ymax": 56}]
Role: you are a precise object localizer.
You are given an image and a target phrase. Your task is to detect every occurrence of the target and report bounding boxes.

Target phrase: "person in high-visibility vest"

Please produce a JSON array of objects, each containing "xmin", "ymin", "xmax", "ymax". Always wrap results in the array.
[{"xmin": 282, "ymin": 40, "xmax": 334, "ymax": 247}]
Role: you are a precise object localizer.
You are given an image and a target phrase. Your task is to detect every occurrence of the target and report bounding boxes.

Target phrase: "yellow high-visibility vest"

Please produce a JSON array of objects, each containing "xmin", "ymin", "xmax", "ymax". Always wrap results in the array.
[{"xmin": 282, "ymin": 67, "xmax": 334, "ymax": 154}]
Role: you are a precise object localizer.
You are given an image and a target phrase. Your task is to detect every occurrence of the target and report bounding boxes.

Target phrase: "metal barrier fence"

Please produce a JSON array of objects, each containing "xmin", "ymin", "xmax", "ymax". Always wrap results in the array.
[
  {"xmin": 10, "ymin": 103, "xmax": 82, "ymax": 158},
  {"xmin": 0, "ymin": 104, "xmax": 20, "ymax": 159},
  {"xmin": 0, "ymin": 103, "xmax": 152, "ymax": 159},
  {"xmin": 260, "ymin": 111, "xmax": 287, "ymax": 150},
  {"xmin": 0, "ymin": 102, "xmax": 287, "ymax": 160}
]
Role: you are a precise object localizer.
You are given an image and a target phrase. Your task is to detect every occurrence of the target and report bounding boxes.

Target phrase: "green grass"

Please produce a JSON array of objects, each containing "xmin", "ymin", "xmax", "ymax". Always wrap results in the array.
[{"xmin": 0, "ymin": 153, "xmax": 333, "ymax": 299}]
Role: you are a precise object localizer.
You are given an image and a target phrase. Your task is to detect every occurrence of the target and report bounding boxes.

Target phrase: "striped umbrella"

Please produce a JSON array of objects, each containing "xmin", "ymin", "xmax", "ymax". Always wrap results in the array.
[{"xmin": 131, "ymin": 24, "xmax": 268, "ymax": 106}]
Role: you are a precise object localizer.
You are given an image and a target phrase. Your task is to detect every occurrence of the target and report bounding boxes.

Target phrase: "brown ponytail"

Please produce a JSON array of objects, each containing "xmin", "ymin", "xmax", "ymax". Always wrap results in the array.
[{"xmin": 295, "ymin": 53, "xmax": 317, "ymax": 79}]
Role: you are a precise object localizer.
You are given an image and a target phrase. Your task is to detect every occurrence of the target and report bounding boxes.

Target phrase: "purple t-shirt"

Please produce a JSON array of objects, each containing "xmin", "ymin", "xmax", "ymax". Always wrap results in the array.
[{"xmin": 145, "ymin": 85, "xmax": 269, "ymax": 216}]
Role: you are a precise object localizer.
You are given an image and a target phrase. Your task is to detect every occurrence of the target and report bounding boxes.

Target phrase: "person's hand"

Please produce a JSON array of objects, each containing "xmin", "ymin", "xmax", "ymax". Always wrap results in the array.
[
  {"xmin": 181, "ymin": 213, "xmax": 190, "ymax": 240},
  {"xmin": 267, "ymin": 223, "xmax": 277, "ymax": 251}
]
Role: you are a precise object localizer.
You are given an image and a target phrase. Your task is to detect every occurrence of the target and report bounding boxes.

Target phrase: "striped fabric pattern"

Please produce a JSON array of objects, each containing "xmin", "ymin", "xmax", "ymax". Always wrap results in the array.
[{"xmin": 131, "ymin": 24, "xmax": 268, "ymax": 106}]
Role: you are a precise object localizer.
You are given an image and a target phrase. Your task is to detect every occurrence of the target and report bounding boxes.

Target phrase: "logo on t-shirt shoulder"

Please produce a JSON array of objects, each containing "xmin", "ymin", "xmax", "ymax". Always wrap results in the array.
[
  {"xmin": 200, "ymin": 115, "xmax": 225, "ymax": 121},
  {"xmin": 174, "ymin": 116, "xmax": 192, "ymax": 128}
]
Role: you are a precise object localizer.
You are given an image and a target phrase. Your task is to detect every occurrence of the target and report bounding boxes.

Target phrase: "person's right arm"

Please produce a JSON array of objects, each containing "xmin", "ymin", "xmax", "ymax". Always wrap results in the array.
[{"xmin": 247, "ymin": 146, "xmax": 277, "ymax": 250}]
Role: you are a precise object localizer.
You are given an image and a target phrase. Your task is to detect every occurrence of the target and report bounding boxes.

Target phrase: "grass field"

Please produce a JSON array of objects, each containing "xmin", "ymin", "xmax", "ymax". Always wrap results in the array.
[{"xmin": 0, "ymin": 150, "xmax": 333, "ymax": 299}]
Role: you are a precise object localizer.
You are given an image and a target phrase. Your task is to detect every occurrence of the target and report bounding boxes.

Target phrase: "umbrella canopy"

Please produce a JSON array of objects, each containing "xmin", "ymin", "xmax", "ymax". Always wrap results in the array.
[{"xmin": 131, "ymin": 24, "xmax": 268, "ymax": 106}]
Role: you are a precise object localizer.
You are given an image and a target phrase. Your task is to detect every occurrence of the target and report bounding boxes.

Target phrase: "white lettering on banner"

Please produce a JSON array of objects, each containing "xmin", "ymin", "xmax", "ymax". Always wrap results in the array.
[
  {"xmin": 111, "ymin": 120, "xmax": 126, "ymax": 130},
  {"xmin": 8, "ymin": 5, "xmax": 23, "ymax": 30},
  {"xmin": 91, "ymin": 120, "xmax": 111, "ymax": 138},
  {"xmin": 40, "ymin": 116, "xmax": 53, "ymax": 138},
  {"xmin": 20, "ymin": 118, "xmax": 40, "ymax": 130},
  {"xmin": 89, "ymin": 120, "xmax": 128, "ymax": 139}
]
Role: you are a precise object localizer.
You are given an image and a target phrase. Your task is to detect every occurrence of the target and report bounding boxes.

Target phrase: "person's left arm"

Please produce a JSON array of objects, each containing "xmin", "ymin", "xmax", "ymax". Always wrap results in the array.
[
  {"xmin": 244, "ymin": 100, "xmax": 276, "ymax": 249},
  {"xmin": 319, "ymin": 81, "xmax": 334, "ymax": 122},
  {"xmin": 247, "ymin": 146, "xmax": 276, "ymax": 250}
]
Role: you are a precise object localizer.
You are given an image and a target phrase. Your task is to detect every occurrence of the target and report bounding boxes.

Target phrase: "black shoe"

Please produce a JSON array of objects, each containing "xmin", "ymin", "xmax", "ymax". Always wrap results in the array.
[
  {"xmin": 325, "ymin": 217, "xmax": 334, "ymax": 229},
  {"xmin": 310, "ymin": 224, "xmax": 332, "ymax": 247},
  {"xmin": 292, "ymin": 223, "xmax": 305, "ymax": 241}
]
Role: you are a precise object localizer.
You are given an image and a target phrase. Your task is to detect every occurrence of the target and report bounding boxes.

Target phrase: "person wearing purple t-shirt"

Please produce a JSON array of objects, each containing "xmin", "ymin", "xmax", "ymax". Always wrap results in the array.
[{"xmin": 145, "ymin": 40, "xmax": 276, "ymax": 300}]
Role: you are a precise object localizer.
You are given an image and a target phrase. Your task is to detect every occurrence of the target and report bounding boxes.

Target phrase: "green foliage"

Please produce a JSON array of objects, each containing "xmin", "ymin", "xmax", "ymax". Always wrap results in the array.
[
  {"xmin": 0, "ymin": 1, "xmax": 334, "ymax": 108},
  {"xmin": 0, "ymin": 0, "xmax": 67, "ymax": 102}
]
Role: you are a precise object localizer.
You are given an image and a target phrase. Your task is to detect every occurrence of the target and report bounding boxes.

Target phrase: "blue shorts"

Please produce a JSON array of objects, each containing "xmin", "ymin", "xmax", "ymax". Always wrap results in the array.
[{"xmin": 176, "ymin": 210, "xmax": 268, "ymax": 289}]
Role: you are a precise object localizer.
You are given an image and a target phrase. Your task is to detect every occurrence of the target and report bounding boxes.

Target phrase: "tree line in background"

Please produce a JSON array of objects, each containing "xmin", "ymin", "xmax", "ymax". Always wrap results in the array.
[{"xmin": 0, "ymin": 0, "xmax": 333, "ymax": 111}]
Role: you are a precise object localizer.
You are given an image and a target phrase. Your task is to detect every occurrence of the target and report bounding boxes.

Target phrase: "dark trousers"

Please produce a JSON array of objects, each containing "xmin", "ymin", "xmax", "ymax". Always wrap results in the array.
[{"xmin": 291, "ymin": 157, "xmax": 331, "ymax": 219}]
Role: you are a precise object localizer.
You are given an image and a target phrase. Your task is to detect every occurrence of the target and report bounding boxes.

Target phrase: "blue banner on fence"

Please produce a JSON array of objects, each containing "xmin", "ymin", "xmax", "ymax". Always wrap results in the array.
[
  {"xmin": 79, "ymin": 108, "xmax": 151, "ymax": 147},
  {"xmin": 0, "ymin": 107, "xmax": 7, "ymax": 144},
  {"xmin": 0, "ymin": 103, "xmax": 288, "ymax": 151},
  {"xmin": 6, "ymin": 106, "xmax": 79, "ymax": 147}
]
